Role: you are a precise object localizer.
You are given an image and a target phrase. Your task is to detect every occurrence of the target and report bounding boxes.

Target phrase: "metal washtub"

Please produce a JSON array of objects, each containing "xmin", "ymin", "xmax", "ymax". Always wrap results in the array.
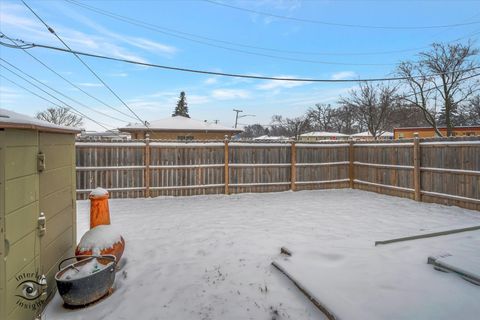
[{"xmin": 55, "ymin": 255, "xmax": 116, "ymax": 306}]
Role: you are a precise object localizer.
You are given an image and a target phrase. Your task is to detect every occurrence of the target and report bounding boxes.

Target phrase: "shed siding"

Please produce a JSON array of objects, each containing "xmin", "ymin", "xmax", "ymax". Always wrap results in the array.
[
  {"xmin": 5, "ymin": 203, "xmax": 37, "ymax": 245},
  {"xmin": 39, "ymin": 166, "xmax": 73, "ymax": 198},
  {"xmin": 42, "ymin": 227, "xmax": 73, "ymax": 289},
  {"xmin": 1, "ymin": 129, "xmax": 40, "ymax": 320},
  {"xmin": 5, "ymin": 175, "xmax": 37, "ymax": 214},
  {"xmin": 39, "ymin": 132, "xmax": 76, "ymax": 302},
  {"xmin": 0, "ymin": 129, "xmax": 76, "ymax": 320},
  {"xmin": 5, "ymin": 146, "xmax": 37, "ymax": 180},
  {"xmin": 0, "ymin": 129, "xmax": 5, "ymax": 318}
]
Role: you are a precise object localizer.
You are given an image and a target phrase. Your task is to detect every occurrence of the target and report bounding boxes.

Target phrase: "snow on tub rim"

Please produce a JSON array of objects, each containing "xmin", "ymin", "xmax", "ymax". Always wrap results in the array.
[
  {"xmin": 55, "ymin": 255, "xmax": 116, "ymax": 306},
  {"xmin": 58, "ymin": 256, "xmax": 112, "ymax": 281}
]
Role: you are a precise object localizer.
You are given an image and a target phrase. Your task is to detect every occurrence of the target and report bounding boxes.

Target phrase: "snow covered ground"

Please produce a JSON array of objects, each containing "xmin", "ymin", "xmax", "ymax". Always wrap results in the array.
[{"xmin": 43, "ymin": 189, "xmax": 480, "ymax": 320}]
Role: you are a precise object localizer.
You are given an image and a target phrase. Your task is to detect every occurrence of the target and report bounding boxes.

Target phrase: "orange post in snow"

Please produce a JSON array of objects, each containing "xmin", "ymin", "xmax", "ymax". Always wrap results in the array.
[{"xmin": 89, "ymin": 190, "xmax": 111, "ymax": 229}]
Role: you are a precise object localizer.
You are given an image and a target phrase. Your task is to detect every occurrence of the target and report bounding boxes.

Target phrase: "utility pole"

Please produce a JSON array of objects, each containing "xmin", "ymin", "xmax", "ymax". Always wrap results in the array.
[
  {"xmin": 233, "ymin": 109, "xmax": 255, "ymax": 128},
  {"xmin": 233, "ymin": 109, "xmax": 243, "ymax": 128}
]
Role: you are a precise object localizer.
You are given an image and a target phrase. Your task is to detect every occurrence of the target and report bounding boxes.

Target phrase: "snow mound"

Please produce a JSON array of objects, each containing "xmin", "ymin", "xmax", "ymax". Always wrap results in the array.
[
  {"xmin": 90, "ymin": 187, "xmax": 109, "ymax": 197},
  {"xmin": 78, "ymin": 225, "xmax": 122, "ymax": 251}
]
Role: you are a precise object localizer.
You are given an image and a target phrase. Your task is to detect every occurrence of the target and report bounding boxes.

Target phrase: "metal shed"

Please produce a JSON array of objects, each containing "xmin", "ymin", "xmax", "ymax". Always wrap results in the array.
[{"xmin": 0, "ymin": 108, "xmax": 79, "ymax": 320}]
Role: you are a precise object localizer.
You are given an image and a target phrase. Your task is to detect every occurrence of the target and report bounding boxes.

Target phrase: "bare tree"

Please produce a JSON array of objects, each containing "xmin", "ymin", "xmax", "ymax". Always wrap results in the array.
[
  {"xmin": 269, "ymin": 114, "xmax": 310, "ymax": 139},
  {"xmin": 285, "ymin": 116, "xmax": 310, "ymax": 140},
  {"xmin": 389, "ymin": 102, "xmax": 430, "ymax": 129},
  {"xmin": 240, "ymin": 124, "xmax": 268, "ymax": 139},
  {"xmin": 397, "ymin": 61, "xmax": 442, "ymax": 136},
  {"xmin": 36, "ymin": 106, "xmax": 83, "ymax": 127},
  {"xmin": 339, "ymin": 82, "xmax": 398, "ymax": 138},
  {"xmin": 398, "ymin": 42, "xmax": 479, "ymax": 136},
  {"xmin": 307, "ymin": 104, "xmax": 335, "ymax": 131},
  {"xmin": 269, "ymin": 115, "xmax": 290, "ymax": 137},
  {"xmin": 332, "ymin": 104, "xmax": 364, "ymax": 134}
]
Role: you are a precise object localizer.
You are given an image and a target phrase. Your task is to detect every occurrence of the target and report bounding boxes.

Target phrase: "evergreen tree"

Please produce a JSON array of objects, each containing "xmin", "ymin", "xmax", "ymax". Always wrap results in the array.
[{"xmin": 172, "ymin": 91, "xmax": 190, "ymax": 118}]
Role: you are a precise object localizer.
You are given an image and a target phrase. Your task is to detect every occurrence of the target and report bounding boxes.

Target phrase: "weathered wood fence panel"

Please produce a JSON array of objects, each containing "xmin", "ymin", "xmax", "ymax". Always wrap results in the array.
[
  {"xmin": 76, "ymin": 142, "xmax": 146, "ymax": 199},
  {"xmin": 149, "ymin": 142, "xmax": 225, "ymax": 197},
  {"xmin": 75, "ymin": 138, "xmax": 480, "ymax": 211},
  {"xmin": 420, "ymin": 141, "xmax": 480, "ymax": 211},
  {"xmin": 295, "ymin": 143, "xmax": 350, "ymax": 190},
  {"xmin": 353, "ymin": 142, "xmax": 415, "ymax": 199},
  {"xmin": 229, "ymin": 143, "xmax": 291, "ymax": 194}
]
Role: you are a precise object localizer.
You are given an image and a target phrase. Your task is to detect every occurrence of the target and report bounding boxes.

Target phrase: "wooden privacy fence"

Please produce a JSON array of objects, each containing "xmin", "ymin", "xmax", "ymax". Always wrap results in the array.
[{"xmin": 76, "ymin": 137, "xmax": 480, "ymax": 211}]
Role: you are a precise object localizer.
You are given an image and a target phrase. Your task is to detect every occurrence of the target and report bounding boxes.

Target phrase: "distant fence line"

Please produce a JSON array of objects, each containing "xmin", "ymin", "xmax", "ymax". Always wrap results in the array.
[{"xmin": 75, "ymin": 137, "xmax": 480, "ymax": 211}]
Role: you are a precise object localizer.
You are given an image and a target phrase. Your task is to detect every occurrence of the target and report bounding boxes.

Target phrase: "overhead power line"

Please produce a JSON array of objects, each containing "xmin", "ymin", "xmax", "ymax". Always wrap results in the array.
[
  {"xmin": 0, "ymin": 71, "xmax": 120, "ymax": 132},
  {"xmin": 2, "ymin": 57, "xmax": 478, "ymax": 130},
  {"xmin": 64, "ymin": 0, "xmax": 480, "ymax": 58},
  {"xmin": 60, "ymin": 0, "xmax": 382, "ymax": 67},
  {"xmin": 3, "ymin": 39, "xmax": 480, "ymax": 83},
  {"xmin": 0, "ymin": 32, "xmax": 137, "ymax": 121},
  {"xmin": 0, "ymin": 40, "xmax": 33, "ymax": 49},
  {"xmin": 0, "ymin": 58, "xmax": 130, "ymax": 123},
  {"xmin": 21, "ymin": 0, "xmax": 147, "ymax": 127},
  {"xmin": 204, "ymin": 0, "xmax": 480, "ymax": 30}
]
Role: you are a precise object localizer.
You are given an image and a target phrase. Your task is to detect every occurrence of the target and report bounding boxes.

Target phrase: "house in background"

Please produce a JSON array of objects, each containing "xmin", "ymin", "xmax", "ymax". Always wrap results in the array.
[
  {"xmin": 299, "ymin": 131, "xmax": 349, "ymax": 141},
  {"xmin": 394, "ymin": 126, "xmax": 480, "ymax": 139},
  {"xmin": 77, "ymin": 130, "xmax": 130, "ymax": 141},
  {"xmin": 253, "ymin": 135, "xmax": 291, "ymax": 141},
  {"xmin": 119, "ymin": 115, "xmax": 243, "ymax": 140},
  {"xmin": 350, "ymin": 131, "xmax": 394, "ymax": 141}
]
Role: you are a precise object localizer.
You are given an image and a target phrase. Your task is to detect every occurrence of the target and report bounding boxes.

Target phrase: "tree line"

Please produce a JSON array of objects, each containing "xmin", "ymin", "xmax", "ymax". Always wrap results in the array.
[{"xmin": 241, "ymin": 41, "xmax": 480, "ymax": 139}]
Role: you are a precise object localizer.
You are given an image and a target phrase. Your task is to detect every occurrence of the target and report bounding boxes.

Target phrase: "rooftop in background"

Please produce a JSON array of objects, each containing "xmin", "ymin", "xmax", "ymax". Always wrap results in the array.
[
  {"xmin": 120, "ymin": 116, "xmax": 242, "ymax": 133},
  {"xmin": 350, "ymin": 131, "xmax": 393, "ymax": 137},
  {"xmin": 119, "ymin": 115, "xmax": 243, "ymax": 140},
  {"xmin": 0, "ymin": 108, "xmax": 80, "ymax": 133},
  {"xmin": 78, "ymin": 129, "xmax": 131, "ymax": 141},
  {"xmin": 300, "ymin": 131, "xmax": 349, "ymax": 137},
  {"xmin": 253, "ymin": 135, "xmax": 291, "ymax": 141},
  {"xmin": 394, "ymin": 126, "xmax": 480, "ymax": 131},
  {"xmin": 299, "ymin": 131, "xmax": 349, "ymax": 141}
]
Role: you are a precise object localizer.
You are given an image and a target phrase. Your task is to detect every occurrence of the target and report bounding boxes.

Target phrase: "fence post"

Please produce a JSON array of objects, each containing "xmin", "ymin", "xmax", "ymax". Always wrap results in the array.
[
  {"xmin": 349, "ymin": 140, "xmax": 355, "ymax": 189},
  {"xmin": 145, "ymin": 134, "xmax": 151, "ymax": 198},
  {"xmin": 413, "ymin": 132, "xmax": 421, "ymax": 201},
  {"xmin": 224, "ymin": 135, "xmax": 229, "ymax": 195},
  {"xmin": 291, "ymin": 141, "xmax": 297, "ymax": 191}
]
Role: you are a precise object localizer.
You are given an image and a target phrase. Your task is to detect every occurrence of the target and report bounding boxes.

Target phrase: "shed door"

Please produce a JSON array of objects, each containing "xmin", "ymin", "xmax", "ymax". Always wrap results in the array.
[
  {"xmin": 2, "ymin": 129, "xmax": 41, "ymax": 320},
  {"xmin": 38, "ymin": 132, "xmax": 76, "ymax": 302}
]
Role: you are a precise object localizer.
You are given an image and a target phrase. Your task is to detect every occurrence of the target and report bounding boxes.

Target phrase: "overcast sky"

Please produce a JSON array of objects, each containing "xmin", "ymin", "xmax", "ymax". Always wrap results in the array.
[{"xmin": 1, "ymin": 0, "xmax": 479, "ymax": 131}]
